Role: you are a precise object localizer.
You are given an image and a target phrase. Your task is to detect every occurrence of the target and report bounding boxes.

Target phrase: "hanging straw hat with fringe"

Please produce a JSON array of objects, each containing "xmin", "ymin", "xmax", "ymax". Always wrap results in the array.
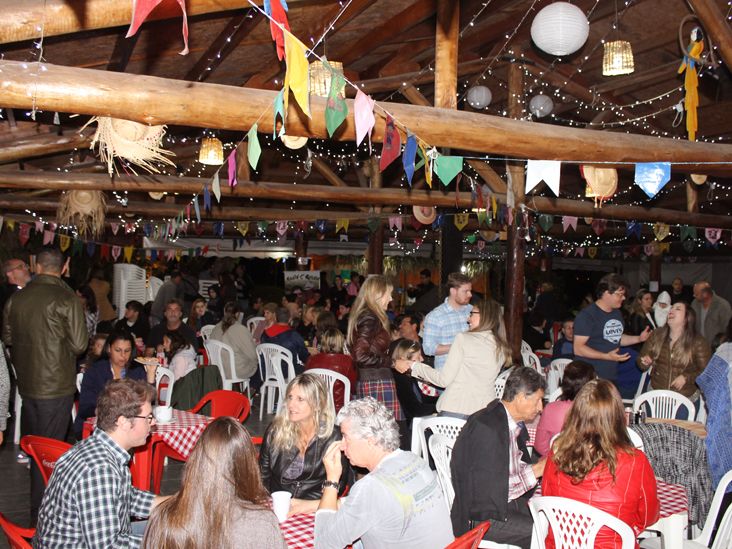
[
  {"xmin": 83, "ymin": 117, "xmax": 175, "ymax": 175},
  {"xmin": 57, "ymin": 190, "xmax": 107, "ymax": 237}
]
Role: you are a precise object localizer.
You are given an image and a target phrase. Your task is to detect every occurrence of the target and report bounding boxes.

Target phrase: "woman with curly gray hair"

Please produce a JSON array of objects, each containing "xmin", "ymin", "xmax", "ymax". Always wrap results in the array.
[{"xmin": 314, "ymin": 397, "xmax": 453, "ymax": 549}]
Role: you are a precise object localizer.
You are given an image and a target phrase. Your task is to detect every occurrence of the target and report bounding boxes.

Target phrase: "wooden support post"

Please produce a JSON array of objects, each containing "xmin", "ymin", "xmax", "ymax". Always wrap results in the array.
[
  {"xmin": 366, "ymin": 156, "xmax": 384, "ymax": 274},
  {"xmin": 434, "ymin": 0, "xmax": 459, "ymax": 110},
  {"xmin": 505, "ymin": 58, "xmax": 526, "ymax": 361},
  {"xmin": 649, "ymin": 253, "xmax": 662, "ymax": 293},
  {"xmin": 295, "ymin": 231, "xmax": 308, "ymax": 271}
]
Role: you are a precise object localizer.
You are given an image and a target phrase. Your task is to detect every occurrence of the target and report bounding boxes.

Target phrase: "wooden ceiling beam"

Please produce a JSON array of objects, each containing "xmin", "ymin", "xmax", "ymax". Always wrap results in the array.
[
  {"xmin": 106, "ymin": 31, "xmax": 140, "ymax": 73},
  {"xmin": 592, "ymin": 61, "xmax": 681, "ymax": 95},
  {"xmin": 1, "ymin": 60, "xmax": 731, "ymax": 171},
  {"xmin": 687, "ymin": 0, "xmax": 732, "ymax": 74},
  {"xmin": 0, "ymin": 132, "xmax": 92, "ymax": 164}
]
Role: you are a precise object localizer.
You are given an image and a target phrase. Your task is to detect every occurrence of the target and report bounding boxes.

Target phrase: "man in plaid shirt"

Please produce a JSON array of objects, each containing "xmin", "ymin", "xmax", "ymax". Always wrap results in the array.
[
  {"xmin": 421, "ymin": 272, "xmax": 472, "ymax": 371},
  {"xmin": 34, "ymin": 379, "xmax": 169, "ymax": 548}
]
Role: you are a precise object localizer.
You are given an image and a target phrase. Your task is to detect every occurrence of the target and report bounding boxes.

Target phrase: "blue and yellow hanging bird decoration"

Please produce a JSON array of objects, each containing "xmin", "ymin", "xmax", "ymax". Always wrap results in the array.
[{"xmin": 678, "ymin": 27, "xmax": 704, "ymax": 141}]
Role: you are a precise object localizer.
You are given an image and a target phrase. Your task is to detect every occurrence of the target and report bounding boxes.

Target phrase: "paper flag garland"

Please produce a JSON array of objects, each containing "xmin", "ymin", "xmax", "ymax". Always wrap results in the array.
[
  {"xmin": 276, "ymin": 221, "xmax": 288, "ymax": 236},
  {"xmin": 87, "ymin": 242, "xmax": 96, "ymax": 257},
  {"xmin": 273, "ymin": 89, "xmax": 286, "ymax": 138},
  {"xmin": 203, "ymin": 185, "xmax": 211, "ymax": 212},
  {"xmin": 653, "ymin": 222, "xmax": 670, "ymax": 241},
  {"xmin": 43, "ymin": 230, "xmax": 54, "ymax": 245},
  {"xmin": 283, "ymin": 32, "xmax": 311, "ymax": 118},
  {"xmin": 634, "ymin": 162, "xmax": 671, "ymax": 198},
  {"xmin": 212, "ymin": 171, "xmax": 221, "ymax": 202},
  {"xmin": 193, "ymin": 196, "xmax": 201, "ymax": 223},
  {"xmin": 59, "ymin": 235, "xmax": 71, "ymax": 252},
  {"xmin": 705, "ymin": 227, "xmax": 722, "ymax": 245},
  {"xmin": 6, "ymin": 220, "xmax": 14, "ymax": 232},
  {"xmin": 575, "ymin": 247, "xmax": 585, "ymax": 257},
  {"xmin": 110, "ymin": 222, "xmax": 120, "ymax": 235},
  {"xmin": 432, "ymin": 213, "xmax": 444, "ymax": 229},
  {"xmin": 434, "ymin": 156, "xmax": 463, "ymax": 186},
  {"xmin": 454, "ymin": 213, "xmax": 469, "ymax": 230},
  {"xmin": 124, "ymin": 246, "xmax": 134, "ymax": 262},
  {"xmin": 315, "ymin": 220, "xmax": 327, "ymax": 233},
  {"xmin": 335, "ymin": 219, "xmax": 349, "ymax": 233},
  {"xmin": 403, "ymin": 134, "xmax": 417, "ymax": 185},
  {"xmin": 538, "ymin": 214, "xmax": 553, "ymax": 232},
  {"xmin": 227, "ymin": 150, "xmax": 237, "ymax": 188},
  {"xmin": 680, "ymin": 226, "xmax": 696, "ymax": 241},
  {"xmin": 34, "ymin": 221, "xmax": 43, "ymax": 233},
  {"xmin": 379, "ymin": 116, "xmax": 401, "ymax": 172},
  {"xmin": 592, "ymin": 219, "xmax": 607, "ymax": 236},
  {"xmin": 388, "ymin": 216, "xmax": 402, "ymax": 231},
  {"xmin": 354, "ymin": 90, "xmax": 375, "ymax": 151},
  {"xmin": 127, "ymin": 0, "xmax": 189, "ymax": 55},
  {"xmin": 683, "ymin": 239, "xmax": 695, "ymax": 253},
  {"xmin": 587, "ymin": 247, "xmax": 598, "ymax": 259},
  {"xmin": 264, "ymin": 0, "xmax": 290, "ymax": 61},
  {"xmin": 111, "ymin": 245, "xmax": 121, "ymax": 260},
  {"xmin": 626, "ymin": 221, "xmax": 642, "ymax": 240},
  {"xmin": 325, "ymin": 61, "xmax": 348, "ymax": 137},
  {"xmin": 247, "ymin": 124, "xmax": 261, "ymax": 169},
  {"xmin": 526, "ymin": 160, "xmax": 561, "ymax": 195},
  {"xmin": 101, "ymin": 244, "xmax": 110, "ymax": 261},
  {"xmin": 366, "ymin": 218, "xmax": 380, "ymax": 233},
  {"xmin": 562, "ymin": 216, "xmax": 577, "ymax": 232}
]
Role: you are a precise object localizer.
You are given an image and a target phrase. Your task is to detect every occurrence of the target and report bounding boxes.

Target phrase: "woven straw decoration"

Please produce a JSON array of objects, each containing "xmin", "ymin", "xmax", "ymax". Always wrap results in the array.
[{"xmin": 57, "ymin": 190, "xmax": 107, "ymax": 237}]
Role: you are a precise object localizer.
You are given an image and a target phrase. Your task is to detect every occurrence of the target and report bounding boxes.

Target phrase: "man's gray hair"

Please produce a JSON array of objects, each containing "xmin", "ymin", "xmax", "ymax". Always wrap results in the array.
[
  {"xmin": 336, "ymin": 397, "xmax": 400, "ymax": 452},
  {"xmin": 502, "ymin": 366, "xmax": 546, "ymax": 402}
]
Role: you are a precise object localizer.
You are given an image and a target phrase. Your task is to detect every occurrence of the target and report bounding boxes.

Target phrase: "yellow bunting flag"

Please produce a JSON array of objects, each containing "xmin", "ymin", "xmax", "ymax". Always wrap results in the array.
[
  {"xmin": 283, "ymin": 32, "xmax": 311, "ymax": 118},
  {"xmin": 6, "ymin": 220, "xmax": 15, "ymax": 232},
  {"xmin": 123, "ymin": 245, "xmax": 134, "ymax": 263},
  {"xmin": 176, "ymin": 250, "xmax": 182, "ymax": 261},
  {"xmin": 335, "ymin": 219, "xmax": 349, "ymax": 233},
  {"xmin": 587, "ymin": 247, "xmax": 598, "ymax": 259},
  {"xmin": 454, "ymin": 213, "xmax": 469, "ymax": 230},
  {"xmin": 58, "ymin": 234, "xmax": 71, "ymax": 252},
  {"xmin": 659, "ymin": 243, "xmax": 670, "ymax": 254},
  {"xmin": 653, "ymin": 222, "xmax": 670, "ymax": 241}
]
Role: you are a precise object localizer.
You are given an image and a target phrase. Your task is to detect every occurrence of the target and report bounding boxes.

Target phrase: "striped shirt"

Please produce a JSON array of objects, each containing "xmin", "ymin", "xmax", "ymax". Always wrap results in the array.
[
  {"xmin": 505, "ymin": 406, "xmax": 537, "ymax": 502},
  {"xmin": 34, "ymin": 429, "xmax": 155, "ymax": 548},
  {"xmin": 422, "ymin": 298, "xmax": 472, "ymax": 371}
]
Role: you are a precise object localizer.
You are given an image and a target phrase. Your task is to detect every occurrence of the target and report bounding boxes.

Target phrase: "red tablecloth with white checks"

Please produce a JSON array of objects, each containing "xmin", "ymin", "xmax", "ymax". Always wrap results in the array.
[
  {"xmin": 152, "ymin": 409, "xmax": 211, "ymax": 459},
  {"xmin": 280, "ymin": 513, "xmax": 315, "ymax": 549}
]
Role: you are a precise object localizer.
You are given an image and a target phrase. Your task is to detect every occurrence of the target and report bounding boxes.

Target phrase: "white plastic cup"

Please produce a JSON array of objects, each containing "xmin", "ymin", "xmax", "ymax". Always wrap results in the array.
[
  {"xmin": 154, "ymin": 405, "xmax": 173, "ymax": 423},
  {"xmin": 271, "ymin": 491, "xmax": 292, "ymax": 523}
]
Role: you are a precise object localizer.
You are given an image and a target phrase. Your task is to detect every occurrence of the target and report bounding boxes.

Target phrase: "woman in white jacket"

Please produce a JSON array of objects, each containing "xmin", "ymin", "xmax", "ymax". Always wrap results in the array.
[
  {"xmin": 394, "ymin": 297, "xmax": 511, "ymax": 418},
  {"xmin": 164, "ymin": 330, "xmax": 198, "ymax": 380},
  {"xmin": 210, "ymin": 301, "xmax": 259, "ymax": 380}
]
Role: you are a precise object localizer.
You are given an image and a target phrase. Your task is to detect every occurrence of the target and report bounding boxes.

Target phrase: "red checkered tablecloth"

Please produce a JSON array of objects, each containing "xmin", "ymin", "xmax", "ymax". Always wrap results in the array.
[
  {"xmin": 280, "ymin": 513, "xmax": 315, "ymax": 549},
  {"xmin": 153, "ymin": 409, "xmax": 211, "ymax": 459}
]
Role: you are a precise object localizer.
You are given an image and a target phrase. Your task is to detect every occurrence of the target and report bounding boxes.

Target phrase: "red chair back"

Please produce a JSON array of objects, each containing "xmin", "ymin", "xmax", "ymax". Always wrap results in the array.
[
  {"xmin": 20, "ymin": 435, "xmax": 72, "ymax": 485},
  {"xmin": 0, "ymin": 513, "xmax": 34, "ymax": 549},
  {"xmin": 190, "ymin": 390, "xmax": 251, "ymax": 422},
  {"xmin": 446, "ymin": 521, "xmax": 491, "ymax": 549}
]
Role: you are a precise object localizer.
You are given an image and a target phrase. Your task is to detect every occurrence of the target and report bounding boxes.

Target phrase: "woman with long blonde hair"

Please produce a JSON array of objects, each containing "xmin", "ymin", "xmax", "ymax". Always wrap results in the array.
[
  {"xmin": 347, "ymin": 275, "xmax": 405, "ymax": 422},
  {"xmin": 542, "ymin": 380, "xmax": 660, "ymax": 549},
  {"xmin": 394, "ymin": 297, "xmax": 511, "ymax": 418},
  {"xmin": 143, "ymin": 417, "xmax": 285, "ymax": 549},
  {"xmin": 259, "ymin": 373, "xmax": 349, "ymax": 516}
]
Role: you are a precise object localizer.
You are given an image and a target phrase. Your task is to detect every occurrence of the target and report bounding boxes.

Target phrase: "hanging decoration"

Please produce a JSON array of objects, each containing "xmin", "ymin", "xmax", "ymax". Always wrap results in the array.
[
  {"xmin": 530, "ymin": 2, "xmax": 589, "ymax": 56},
  {"xmin": 582, "ymin": 165, "xmax": 618, "ymax": 207},
  {"xmin": 634, "ymin": 162, "xmax": 671, "ymax": 198},
  {"xmin": 403, "ymin": 134, "xmax": 418, "ymax": 185},
  {"xmin": 127, "ymin": 0, "xmax": 189, "ymax": 55},
  {"xmin": 538, "ymin": 214, "xmax": 553, "ymax": 232},
  {"xmin": 526, "ymin": 160, "xmax": 561, "ymax": 196},
  {"xmin": 603, "ymin": 41, "xmax": 635, "ymax": 76},
  {"xmin": 247, "ymin": 124, "xmax": 262, "ymax": 169},
  {"xmin": 434, "ymin": 156, "xmax": 463, "ymax": 186},
  {"xmin": 562, "ymin": 216, "xmax": 577, "ymax": 232},
  {"xmin": 454, "ymin": 213, "xmax": 469, "ymax": 230},
  {"xmin": 335, "ymin": 219, "xmax": 349, "ymax": 233},
  {"xmin": 529, "ymin": 94, "xmax": 554, "ymax": 118},
  {"xmin": 265, "ymin": 0, "xmax": 290, "ymax": 61},
  {"xmin": 198, "ymin": 137, "xmax": 224, "ymax": 165},
  {"xmin": 680, "ymin": 226, "xmax": 697, "ymax": 240},
  {"xmin": 466, "ymin": 86, "xmax": 492, "ymax": 109},
  {"xmin": 705, "ymin": 227, "xmax": 722, "ymax": 245},
  {"xmin": 591, "ymin": 219, "xmax": 607, "ymax": 236},
  {"xmin": 324, "ymin": 60, "xmax": 348, "ymax": 136},
  {"xmin": 354, "ymin": 90, "xmax": 376, "ymax": 151},
  {"xmin": 412, "ymin": 206, "xmax": 437, "ymax": 226},
  {"xmin": 379, "ymin": 115, "xmax": 401, "ymax": 171},
  {"xmin": 653, "ymin": 222, "xmax": 670, "ymax": 241},
  {"xmin": 57, "ymin": 190, "xmax": 107, "ymax": 237},
  {"xmin": 678, "ymin": 27, "xmax": 704, "ymax": 141},
  {"xmin": 283, "ymin": 32, "xmax": 311, "ymax": 118},
  {"xmin": 309, "ymin": 58, "xmax": 343, "ymax": 98}
]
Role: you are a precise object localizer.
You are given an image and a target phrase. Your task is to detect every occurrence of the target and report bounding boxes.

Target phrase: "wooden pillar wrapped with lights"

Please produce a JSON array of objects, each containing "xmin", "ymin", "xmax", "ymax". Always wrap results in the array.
[{"xmin": 365, "ymin": 156, "xmax": 384, "ymax": 275}]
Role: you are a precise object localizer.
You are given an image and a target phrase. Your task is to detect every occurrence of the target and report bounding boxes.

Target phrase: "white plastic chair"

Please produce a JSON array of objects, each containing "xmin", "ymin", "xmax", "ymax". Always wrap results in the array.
[
  {"xmin": 155, "ymin": 366, "xmax": 176, "ymax": 406},
  {"xmin": 256, "ymin": 343, "xmax": 295, "ymax": 420},
  {"xmin": 696, "ymin": 393, "xmax": 707, "ymax": 425},
  {"xmin": 523, "ymin": 351, "xmax": 545, "ymax": 377},
  {"xmin": 641, "ymin": 469, "xmax": 732, "ymax": 549},
  {"xmin": 247, "ymin": 316, "xmax": 264, "ymax": 333},
  {"xmin": 624, "ymin": 366, "xmax": 652, "ymax": 406},
  {"xmin": 199, "ymin": 324, "xmax": 215, "ymax": 342},
  {"xmin": 428, "ymin": 433, "xmax": 455, "ymax": 507},
  {"xmin": 495, "ymin": 367, "xmax": 513, "ymax": 400},
  {"xmin": 306, "ymin": 368, "xmax": 351, "ymax": 411},
  {"xmin": 76, "ymin": 372, "xmax": 84, "ymax": 393},
  {"xmin": 521, "ymin": 340, "xmax": 532, "ymax": 356},
  {"xmin": 411, "ymin": 415, "xmax": 465, "ymax": 462},
  {"xmin": 529, "ymin": 496, "xmax": 636, "ymax": 549},
  {"xmin": 547, "ymin": 358, "xmax": 571, "ymax": 395},
  {"xmin": 632, "ymin": 389, "xmax": 695, "ymax": 420},
  {"xmin": 547, "ymin": 388, "xmax": 563, "ymax": 403},
  {"xmin": 205, "ymin": 339, "xmax": 251, "ymax": 398},
  {"xmin": 627, "ymin": 427, "xmax": 644, "ymax": 451}
]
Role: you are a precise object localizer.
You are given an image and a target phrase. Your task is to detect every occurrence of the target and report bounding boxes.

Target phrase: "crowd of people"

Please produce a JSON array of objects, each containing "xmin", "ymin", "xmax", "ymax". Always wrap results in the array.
[{"xmin": 1, "ymin": 250, "xmax": 731, "ymax": 548}]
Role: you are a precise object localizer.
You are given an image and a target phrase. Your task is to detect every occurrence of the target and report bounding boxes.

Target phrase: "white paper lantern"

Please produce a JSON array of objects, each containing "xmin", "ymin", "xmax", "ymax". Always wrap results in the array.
[
  {"xmin": 466, "ymin": 85, "xmax": 492, "ymax": 109},
  {"xmin": 529, "ymin": 94, "xmax": 554, "ymax": 118},
  {"xmin": 531, "ymin": 2, "xmax": 589, "ymax": 56}
]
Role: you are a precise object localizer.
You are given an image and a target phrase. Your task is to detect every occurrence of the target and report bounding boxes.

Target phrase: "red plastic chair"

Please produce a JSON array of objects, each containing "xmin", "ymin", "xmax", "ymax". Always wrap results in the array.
[
  {"xmin": 20, "ymin": 435, "xmax": 72, "ymax": 486},
  {"xmin": 0, "ymin": 513, "xmax": 34, "ymax": 549},
  {"xmin": 151, "ymin": 391, "xmax": 251, "ymax": 494},
  {"xmin": 445, "ymin": 521, "xmax": 491, "ymax": 549}
]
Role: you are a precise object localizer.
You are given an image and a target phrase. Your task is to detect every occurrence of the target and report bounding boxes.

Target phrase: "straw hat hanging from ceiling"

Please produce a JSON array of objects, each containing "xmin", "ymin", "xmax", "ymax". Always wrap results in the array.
[
  {"xmin": 83, "ymin": 117, "xmax": 176, "ymax": 176},
  {"xmin": 57, "ymin": 190, "xmax": 107, "ymax": 237},
  {"xmin": 412, "ymin": 205, "xmax": 437, "ymax": 225},
  {"xmin": 582, "ymin": 165, "xmax": 618, "ymax": 207}
]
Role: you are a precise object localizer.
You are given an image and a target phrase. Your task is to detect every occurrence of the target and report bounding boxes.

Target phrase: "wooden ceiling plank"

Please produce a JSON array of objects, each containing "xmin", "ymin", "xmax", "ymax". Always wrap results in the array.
[
  {"xmin": 1, "ymin": 60, "xmax": 731, "ymax": 170},
  {"xmin": 592, "ymin": 61, "xmax": 680, "ymax": 95},
  {"xmin": 106, "ymin": 31, "xmax": 140, "ymax": 72},
  {"xmin": 687, "ymin": 0, "xmax": 732, "ymax": 74},
  {"xmin": 0, "ymin": 132, "xmax": 92, "ymax": 164}
]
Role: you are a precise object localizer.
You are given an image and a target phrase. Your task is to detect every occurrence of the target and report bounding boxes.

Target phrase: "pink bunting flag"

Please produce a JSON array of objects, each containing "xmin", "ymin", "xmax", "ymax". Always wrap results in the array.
[
  {"xmin": 112, "ymin": 245, "xmax": 122, "ymax": 261},
  {"xmin": 127, "ymin": 0, "xmax": 189, "ymax": 55},
  {"xmin": 276, "ymin": 221, "xmax": 288, "ymax": 236},
  {"xmin": 110, "ymin": 222, "xmax": 120, "ymax": 235},
  {"xmin": 705, "ymin": 227, "xmax": 722, "ymax": 244},
  {"xmin": 43, "ymin": 230, "xmax": 55, "ymax": 245},
  {"xmin": 562, "ymin": 216, "xmax": 578, "ymax": 232},
  {"xmin": 575, "ymin": 247, "xmax": 585, "ymax": 257},
  {"xmin": 388, "ymin": 216, "xmax": 402, "ymax": 231},
  {"xmin": 354, "ymin": 90, "xmax": 376, "ymax": 152},
  {"xmin": 167, "ymin": 249, "xmax": 176, "ymax": 260},
  {"xmin": 227, "ymin": 151, "xmax": 237, "ymax": 188},
  {"xmin": 34, "ymin": 221, "xmax": 44, "ymax": 233}
]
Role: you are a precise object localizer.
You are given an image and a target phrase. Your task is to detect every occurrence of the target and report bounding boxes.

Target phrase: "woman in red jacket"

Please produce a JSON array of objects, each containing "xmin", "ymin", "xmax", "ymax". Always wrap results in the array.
[{"xmin": 542, "ymin": 379, "xmax": 660, "ymax": 549}]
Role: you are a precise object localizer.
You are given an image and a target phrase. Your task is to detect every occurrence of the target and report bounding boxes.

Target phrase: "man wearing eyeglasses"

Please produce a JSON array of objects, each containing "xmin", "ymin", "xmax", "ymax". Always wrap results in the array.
[
  {"xmin": 0, "ymin": 258, "xmax": 32, "ymax": 330},
  {"xmin": 34, "ymin": 379, "xmax": 170, "ymax": 548}
]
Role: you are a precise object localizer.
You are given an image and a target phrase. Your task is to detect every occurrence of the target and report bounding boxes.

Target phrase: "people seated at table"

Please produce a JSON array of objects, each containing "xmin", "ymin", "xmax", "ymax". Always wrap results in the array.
[
  {"xmin": 210, "ymin": 301, "xmax": 259, "ymax": 382},
  {"xmin": 142, "ymin": 417, "xmax": 286, "ymax": 549},
  {"xmin": 304, "ymin": 328, "xmax": 356, "ymax": 412},
  {"xmin": 314, "ymin": 397, "xmax": 453, "ymax": 549},
  {"xmin": 261, "ymin": 306, "xmax": 309, "ymax": 374},
  {"xmin": 163, "ymin": 329, "xmax": 197, "ymax": 380},
  {"xmin": 79, "ymin": 332, "xmax": 108, "ymax": 373},
  {"xmin": 451, "ymin": 366, "xmax": 547, "ymax": 549},
  {"xmin": 36, "ymin": 379, "xmax": 168, "ymax": 548},
  {"xmin": 524, "ymin": 309, "xmax": 552, "ymax": 351},
  {"xmin": 260, "ymin": 374, "xmax": 350, "ymax": 516},
  {"xmin": 389, "ymin": 339, "xmax": 437, "ymax": 424},
  {"xmin": 653, "ymin": 291, "xmax": 672, "ymax": 327},
  {"xmin": 638, "ymin": 302, "xmax": 710, "ymax": 403},
  {"xmin": 541, "ymin": 379, "xmax": 660, "ymax": 549},
  {"xmin": 114, "ymin": 299, "xmax": 150, "ymax": 344},
  {"xmin": 534, "ymin": 360, "xmax": 596, "ymax": 456},
  {"xmin": 627, "ymin": 288, "xmax": 657, "ymax": 337},
  {"xmin": 74, "ymin": 330, "xmax": 158, "ymax": 438},
  {"xmin": 186, "ymin": 297, "xmax": 217, "ymax": 335},
  {"xmin": 297, "ymin": 304, "xmax": 320, "ymax": 346},
  {"xmin": 394, "ymin": 297, "xmax": 511, "ymax": 419},
  {"xmin": 145, "ymin": 298, "xmax": 197, "ymax": 357},
  {"xmin": 552, "ymin": 317, "xmax": 575, "ymax": 359}
]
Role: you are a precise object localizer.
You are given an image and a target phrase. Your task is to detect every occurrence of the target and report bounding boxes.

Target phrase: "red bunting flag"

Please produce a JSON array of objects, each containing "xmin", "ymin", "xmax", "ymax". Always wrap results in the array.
[
  {"xmin": 379, "ymin": 116, "xmax": 401, "ymax": 172},
  {"xmin": 127, "ymin": 0, "xmax": 189, "ymax": 55}
]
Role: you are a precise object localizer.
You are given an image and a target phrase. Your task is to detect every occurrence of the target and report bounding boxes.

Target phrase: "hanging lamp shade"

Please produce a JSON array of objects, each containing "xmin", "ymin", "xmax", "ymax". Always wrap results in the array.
[
  {"xmin": 309, "ymin": 59, "xmax": 344, "ymax": 98},
  {"xmin": 602, "ymin": 40, "xmax": 635, "ymax": 76},
  {"xmin": 529, "ymin": 94, "xmax": 554, "ymax": 118},
  {"xmin": 198, "ymin": 136, "xmax": 224, "ymax": 165},
  {"xmin": 531, "ymin": 2, "xmax": 590, "ymax": 56},
  {"xmin": 466, "ymin": 85, "xmax": 492, "ymax": 109}
]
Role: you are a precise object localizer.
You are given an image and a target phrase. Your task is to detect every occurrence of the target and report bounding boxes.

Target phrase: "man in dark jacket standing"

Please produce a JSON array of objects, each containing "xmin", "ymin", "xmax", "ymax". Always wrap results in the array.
[
  {"xmin": 2, "ymin": 249, "xmax": 88, "ymax": 523},
  {"xmin": 450, "ymin": 367, "xmax": 546, "ymax": 549}
]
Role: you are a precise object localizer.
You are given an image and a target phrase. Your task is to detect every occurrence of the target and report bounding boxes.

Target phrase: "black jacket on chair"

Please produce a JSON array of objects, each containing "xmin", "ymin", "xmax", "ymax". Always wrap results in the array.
[
  {"xmin": 259, "ymin": 423, "xmax": 351, "ymax": 499},
  {"xmin": 450, "ymin": 400, "xmax": 532, "ymax": 536}
]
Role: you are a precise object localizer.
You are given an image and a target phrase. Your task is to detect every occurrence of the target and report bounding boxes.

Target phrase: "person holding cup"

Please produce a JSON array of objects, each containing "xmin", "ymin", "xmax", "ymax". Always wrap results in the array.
[
  {"xmin": 143, "ymin": 417, "xmax": 286, "ymax": 549},
  {"xmin": 259, "ymin": 373, "xmax": 350, "ymax": 516},
  {"xmin": 74, "ymin": 330, "xmax": 157, "ymax": 438}
]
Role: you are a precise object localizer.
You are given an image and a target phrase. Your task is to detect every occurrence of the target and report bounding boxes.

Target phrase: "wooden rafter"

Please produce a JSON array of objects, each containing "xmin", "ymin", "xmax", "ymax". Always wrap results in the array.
[{"xmin": 106, "ymin": 32, "xmax": 140, "ymax": 73}]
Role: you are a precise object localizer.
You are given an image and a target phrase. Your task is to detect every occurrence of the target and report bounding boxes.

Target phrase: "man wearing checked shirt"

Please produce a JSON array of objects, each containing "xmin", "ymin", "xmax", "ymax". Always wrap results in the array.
[
  {"xmin": 35, "ymin": 379, "xmax": 170, "ymax": 548},
  {"xmin": 422, "ymin": 272, "xmax": 473, "ymax": 371}
]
